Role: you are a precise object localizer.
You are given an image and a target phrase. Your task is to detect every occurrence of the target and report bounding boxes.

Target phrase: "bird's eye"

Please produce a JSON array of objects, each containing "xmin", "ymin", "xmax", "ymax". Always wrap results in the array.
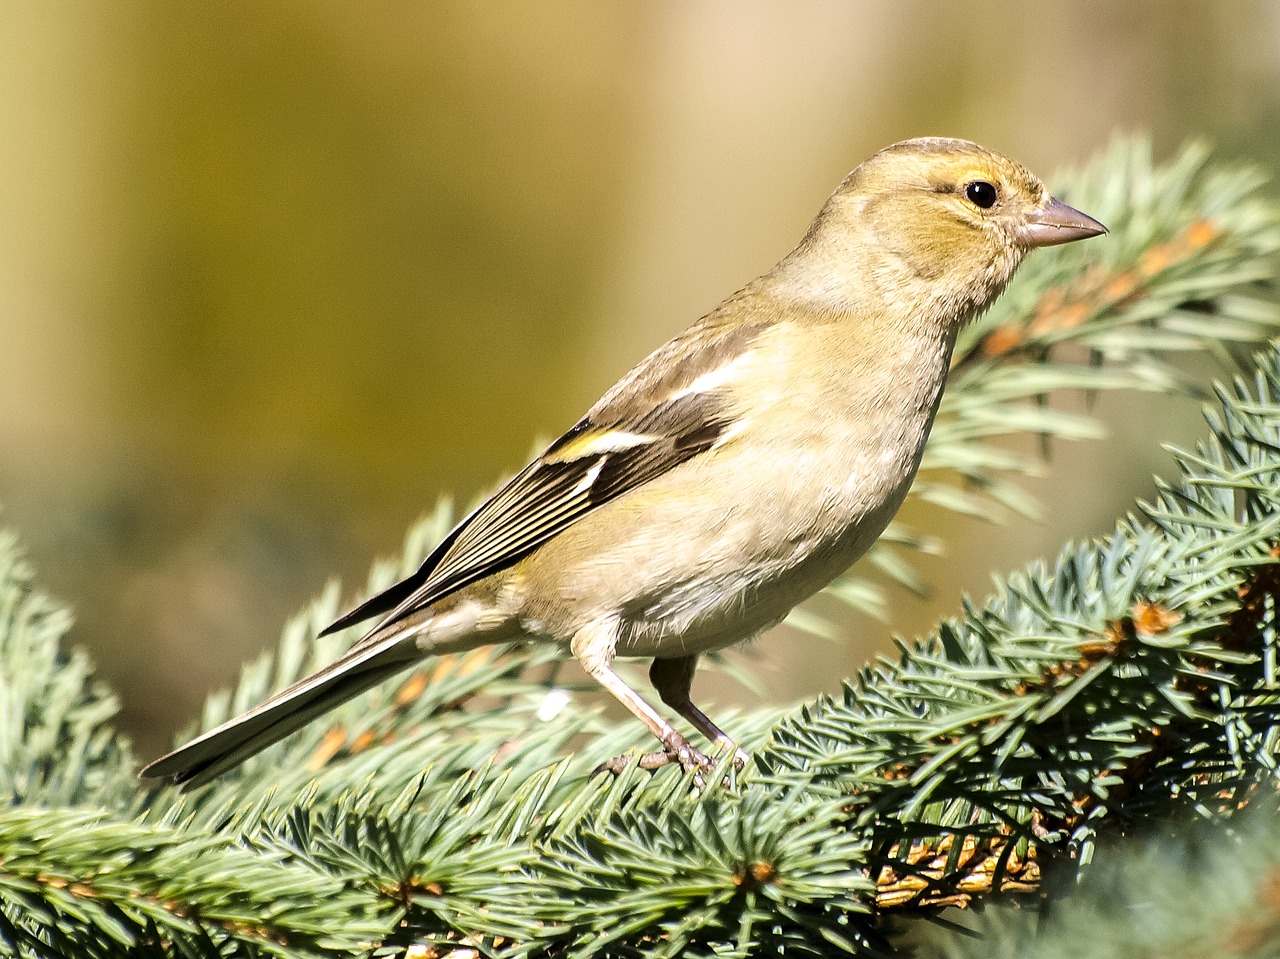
[{"xmin": 964, "ymin": 180, "xmax": 998, "ymax": 209}]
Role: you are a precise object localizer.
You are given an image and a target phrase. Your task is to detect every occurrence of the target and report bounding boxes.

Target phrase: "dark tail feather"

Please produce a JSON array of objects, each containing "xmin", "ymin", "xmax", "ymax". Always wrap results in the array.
[
  {"xmin": 319, "ymin": 574, "xmax": 423, "ymax": 637},
  {"xmin": 140, "ymin": 634, "xmax": 417, "ymax": 790}
]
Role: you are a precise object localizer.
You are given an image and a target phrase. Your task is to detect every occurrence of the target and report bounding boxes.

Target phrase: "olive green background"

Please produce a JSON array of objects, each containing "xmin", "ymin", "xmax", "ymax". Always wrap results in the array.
[{"xmin": 3, "ymin": 2, "xmax": 1277, "ymax": 757}]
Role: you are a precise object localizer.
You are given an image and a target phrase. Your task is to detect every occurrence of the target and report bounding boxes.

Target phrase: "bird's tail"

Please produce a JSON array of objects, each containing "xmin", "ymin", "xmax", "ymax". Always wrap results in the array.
[{"xmin": 140, "ymin": 632, "xmax": 420, "ymax": 790}]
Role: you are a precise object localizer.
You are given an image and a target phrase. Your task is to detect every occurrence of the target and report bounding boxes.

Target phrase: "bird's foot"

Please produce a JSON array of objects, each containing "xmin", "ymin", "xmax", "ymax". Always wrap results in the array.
[
  {"xmin": 661, "ymin": 732, "xmax": 716, "ymax": 773},
  {"xmin": 594, "ymin": 733, "xmax": 736, "ymax": 787}
]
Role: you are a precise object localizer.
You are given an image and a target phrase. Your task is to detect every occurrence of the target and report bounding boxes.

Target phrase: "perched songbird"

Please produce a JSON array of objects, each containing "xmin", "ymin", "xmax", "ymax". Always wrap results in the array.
[{"xmin": 142, "ymin": 138, "xmax": 1106, "ymax": 788}]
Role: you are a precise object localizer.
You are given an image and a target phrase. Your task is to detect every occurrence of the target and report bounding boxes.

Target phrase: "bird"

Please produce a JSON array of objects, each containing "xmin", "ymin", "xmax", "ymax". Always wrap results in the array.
[{"xmin": 141, "ymin": 138, "xmax": 1106, "ymax": 788}]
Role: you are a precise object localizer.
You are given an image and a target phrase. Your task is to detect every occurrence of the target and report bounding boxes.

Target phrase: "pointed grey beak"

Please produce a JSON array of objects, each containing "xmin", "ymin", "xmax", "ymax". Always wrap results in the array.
[{"xmin": 1020, "ymin": 196, "xmax": 1108, "ymax": 248}]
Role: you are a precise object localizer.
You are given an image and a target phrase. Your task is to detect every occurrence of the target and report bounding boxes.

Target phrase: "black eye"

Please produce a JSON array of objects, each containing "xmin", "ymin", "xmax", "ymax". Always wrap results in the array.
[{"xmin": 964, "ymin": 180, "xmax": 998, "ymax": 209}]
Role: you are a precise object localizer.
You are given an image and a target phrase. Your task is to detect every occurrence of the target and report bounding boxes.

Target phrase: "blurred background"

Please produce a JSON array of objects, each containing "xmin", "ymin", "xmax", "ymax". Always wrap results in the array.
[{"xmin": 3, "ymin": 1, "xmax": 1279, "ymax": 759}]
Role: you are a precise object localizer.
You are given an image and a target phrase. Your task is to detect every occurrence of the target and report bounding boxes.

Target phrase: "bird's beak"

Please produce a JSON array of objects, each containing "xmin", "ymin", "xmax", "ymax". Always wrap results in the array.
[{"xmin": 1020, "ymin": 196, "xmax": 1108, "ymax": 248}]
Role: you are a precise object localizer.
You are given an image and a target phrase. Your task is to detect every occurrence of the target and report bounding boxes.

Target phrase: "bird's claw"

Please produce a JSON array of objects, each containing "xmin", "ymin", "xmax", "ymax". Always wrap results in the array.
[
  {"xmin": 592, "ymin": 752, "xmax": 661, "ymax": 777},
  {"xmin": 593, "ymin": 746, "xmax": 708, "ymax": 777},
  {"xmin": 593, "ymin": 734, "xmax": 746, "ymax": 788}
]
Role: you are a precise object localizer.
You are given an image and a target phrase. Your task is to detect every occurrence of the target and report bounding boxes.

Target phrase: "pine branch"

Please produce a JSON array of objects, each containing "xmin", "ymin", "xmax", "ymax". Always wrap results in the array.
[
  {"xmin": 0, "ymin": 532, "xmax": 134, "ymax": 810},
  {"xmin": 0, "ymin": 806, "xmax": 390, "ymax": 959}
]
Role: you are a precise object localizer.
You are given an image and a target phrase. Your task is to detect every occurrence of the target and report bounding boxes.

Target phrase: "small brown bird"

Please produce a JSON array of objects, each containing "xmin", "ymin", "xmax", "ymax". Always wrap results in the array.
[{"xmin": 142, "ymin": 138, "xmax": 1105, "ymax": 788}]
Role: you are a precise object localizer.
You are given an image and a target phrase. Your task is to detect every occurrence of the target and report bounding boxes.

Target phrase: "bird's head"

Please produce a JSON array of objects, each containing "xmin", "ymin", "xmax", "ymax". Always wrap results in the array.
[{"xmin": 785, "ymin": 138, "xmax": 1106, "ymax": 328}]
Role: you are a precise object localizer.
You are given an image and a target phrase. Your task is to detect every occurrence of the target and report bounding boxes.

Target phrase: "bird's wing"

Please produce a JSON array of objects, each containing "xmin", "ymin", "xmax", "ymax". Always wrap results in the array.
[{"xmin": 321, "ymin": 316, "xmax": 766, "ymax": 638}]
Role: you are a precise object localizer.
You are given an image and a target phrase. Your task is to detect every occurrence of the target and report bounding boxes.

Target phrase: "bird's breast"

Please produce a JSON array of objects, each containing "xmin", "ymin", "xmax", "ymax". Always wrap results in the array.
[
  {"xmin": 519, "ymin": 320, "xmax": 956, "ymax": 658},
  {"xmin": 604, "ymin": 387, "xmax": 940, "ymax": 658}
]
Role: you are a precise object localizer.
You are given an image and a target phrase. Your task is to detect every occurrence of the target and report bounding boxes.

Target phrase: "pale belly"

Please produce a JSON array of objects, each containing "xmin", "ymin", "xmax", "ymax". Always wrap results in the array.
[
  {"xmin": 609, "ymin": 470, "xmax": 910, "ymax": 658},
  {"xmin": 514, "ymin": 420, "xmax": 926, "ymax": 660}
]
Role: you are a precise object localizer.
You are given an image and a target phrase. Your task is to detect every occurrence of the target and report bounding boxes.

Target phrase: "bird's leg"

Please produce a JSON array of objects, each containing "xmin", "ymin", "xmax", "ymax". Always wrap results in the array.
[
  {"xmin": 650, "ymin": 655, "xmax": 750, "ymax": 769},
  {"xmin": 571, "ymin": 620, "xmax": 712, "ymax": 776}
]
